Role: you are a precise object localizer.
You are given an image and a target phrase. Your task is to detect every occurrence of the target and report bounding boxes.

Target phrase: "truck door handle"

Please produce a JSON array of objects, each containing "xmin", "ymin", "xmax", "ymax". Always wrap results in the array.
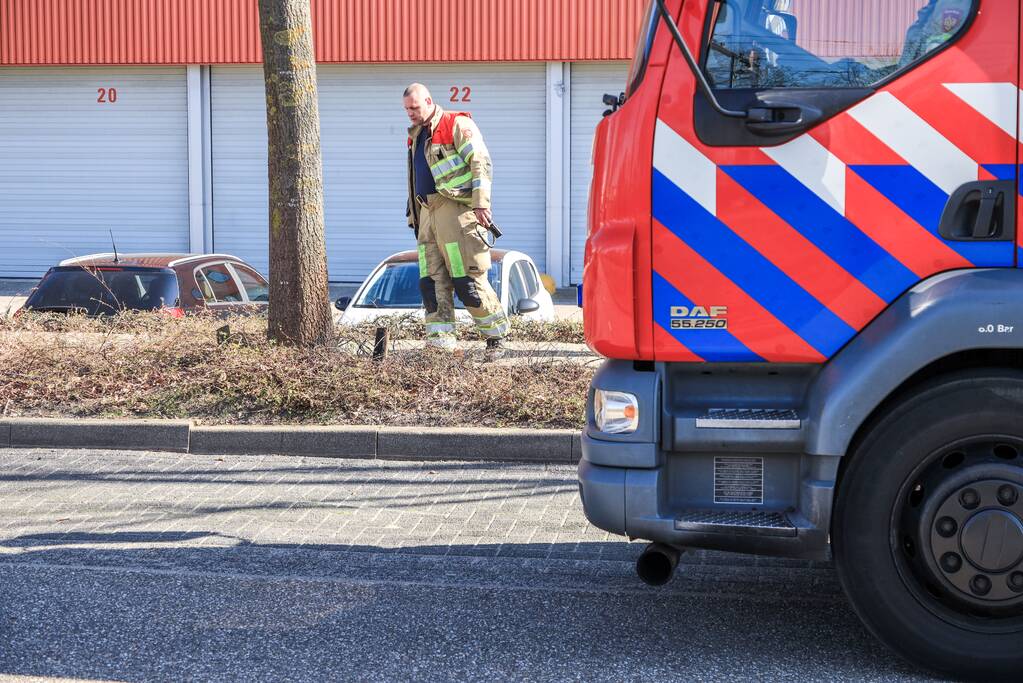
[
  {"xmin": 745, "ymin": 105, "xmax": 822, "ymax": 137},
  {"xmin": 938, "ymin": 180, "xmax": 1016, "ymax": 241}
]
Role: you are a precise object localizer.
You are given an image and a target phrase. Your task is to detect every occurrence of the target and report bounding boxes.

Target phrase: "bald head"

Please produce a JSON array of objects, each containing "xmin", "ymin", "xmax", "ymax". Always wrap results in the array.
[
  {"xmin": 403, "ymin": 83, "xmax": 434, "ymax": 127},
  {"xmin": 404, "ymin": 83, "xmax": 431, "ymax": 99}
]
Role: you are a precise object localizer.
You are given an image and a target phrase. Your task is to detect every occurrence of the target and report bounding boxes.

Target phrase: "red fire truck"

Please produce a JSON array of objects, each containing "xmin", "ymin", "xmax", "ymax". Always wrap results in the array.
[{"xmin": 580, "ymin": 0, "xmax": 1023, "ymax": 677}]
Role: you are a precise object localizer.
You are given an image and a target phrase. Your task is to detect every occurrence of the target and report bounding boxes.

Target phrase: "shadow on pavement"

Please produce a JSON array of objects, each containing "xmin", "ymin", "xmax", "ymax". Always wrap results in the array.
[
  {"xmin": 0, "ymin": 459, "xmax": 575, "ymax": 494},
  {"xmin": 0, "ymin": 529, "xmax": 943, "ymax": 683}
]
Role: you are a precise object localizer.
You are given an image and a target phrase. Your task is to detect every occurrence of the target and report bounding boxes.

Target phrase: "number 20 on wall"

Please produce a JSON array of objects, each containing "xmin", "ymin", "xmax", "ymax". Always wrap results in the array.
[{"xmin": 97, "ymin": 87, "xmax": 117, "ymax": 103}]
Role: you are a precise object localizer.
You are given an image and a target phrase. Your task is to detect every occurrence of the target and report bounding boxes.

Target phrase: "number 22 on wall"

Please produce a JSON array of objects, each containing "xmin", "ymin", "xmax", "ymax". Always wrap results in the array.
[{"xmin": 449, "ymin": 86, "xmax": 471, "ymax": 103}]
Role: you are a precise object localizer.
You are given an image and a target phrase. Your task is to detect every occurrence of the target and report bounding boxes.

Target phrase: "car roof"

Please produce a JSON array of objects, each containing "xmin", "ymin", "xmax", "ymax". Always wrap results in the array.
[
  {"xmin": 58, "ymin": 253, "xmax": 243, "ymax": 268},
  {"xmin": 384, "ymin": 249, "xmax": 509, "ymax": 264}
]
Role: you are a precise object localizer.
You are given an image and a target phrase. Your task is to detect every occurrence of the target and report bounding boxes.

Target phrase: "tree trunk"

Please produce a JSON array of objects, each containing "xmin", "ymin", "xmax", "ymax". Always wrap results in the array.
[{"xmin": 258, "ymin": 0, "xmax": 332, "ymax": 346}]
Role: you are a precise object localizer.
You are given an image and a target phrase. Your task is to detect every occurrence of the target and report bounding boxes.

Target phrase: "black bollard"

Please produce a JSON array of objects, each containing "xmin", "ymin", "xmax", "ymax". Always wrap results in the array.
[{"xmin": 373, "ymin": 327, "xmax": 389, "ymax": 360}]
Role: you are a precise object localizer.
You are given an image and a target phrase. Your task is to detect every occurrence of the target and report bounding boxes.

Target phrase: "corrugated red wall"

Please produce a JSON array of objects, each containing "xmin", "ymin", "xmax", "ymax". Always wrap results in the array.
[{"xmin": 0, "ymin": 0, "xmax": 646, "ymax": 65}]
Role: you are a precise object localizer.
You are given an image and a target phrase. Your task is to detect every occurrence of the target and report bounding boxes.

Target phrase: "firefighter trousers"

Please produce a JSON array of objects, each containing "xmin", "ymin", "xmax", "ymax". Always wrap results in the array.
[{"xmin": 416, "ymin": 194, "xmax": 510, "ymax": 349}]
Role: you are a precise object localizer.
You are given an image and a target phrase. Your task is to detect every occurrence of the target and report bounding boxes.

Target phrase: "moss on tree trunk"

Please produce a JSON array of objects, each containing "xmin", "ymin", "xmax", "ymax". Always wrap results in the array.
[{"xmin": 258, "ymin": 0, "xmax": 332, "ymax": 346}]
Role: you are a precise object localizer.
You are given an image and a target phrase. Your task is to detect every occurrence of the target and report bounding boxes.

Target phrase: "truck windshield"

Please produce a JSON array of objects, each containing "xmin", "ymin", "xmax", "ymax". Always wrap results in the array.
[
  {"xmin": 704, "ymin": 0, "xmax": 975, "ymax": 90},
  {"xmin": 626, "ymin": 1, "xmax": 660, "ymax": 96},
  {"xmin": 25, "ymin": 267, "xmax": 179, "ymax": 316}
]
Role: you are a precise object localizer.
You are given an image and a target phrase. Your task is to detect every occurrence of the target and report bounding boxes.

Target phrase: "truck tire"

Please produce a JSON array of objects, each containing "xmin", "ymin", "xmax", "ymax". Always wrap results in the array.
[{"xmin": 833, "ymin": 370, "xmax": 1023, "ymax": 681}]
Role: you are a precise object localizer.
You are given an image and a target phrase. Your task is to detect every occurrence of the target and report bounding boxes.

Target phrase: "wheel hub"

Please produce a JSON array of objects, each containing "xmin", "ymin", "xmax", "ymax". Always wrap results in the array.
[
  {"xmin": 961, "ymin": 509, "xmax": 1023, "ymax": 573},
  {"xmin": 894, "ymin": 439, "xmax": 1023, "ymax": 630},
  {"xmin": 926, "ymin": 477, "xmax": 1023, "ymax": 608}
]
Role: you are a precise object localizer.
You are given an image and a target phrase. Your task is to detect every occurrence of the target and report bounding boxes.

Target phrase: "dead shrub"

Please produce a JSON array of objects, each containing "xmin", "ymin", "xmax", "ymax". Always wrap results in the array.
[
  {"xmin": 0, "ymin": 310, "xmax": 591, "ymax": 428},
  {"xmin": 335, "ymin": 312, "xmax": 584, "ymax": 345}
]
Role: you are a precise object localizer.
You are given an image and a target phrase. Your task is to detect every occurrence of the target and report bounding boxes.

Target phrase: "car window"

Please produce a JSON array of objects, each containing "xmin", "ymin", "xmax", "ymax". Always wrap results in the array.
[
  {"xmin": 230, "ymin": 263, "xmax": 269, "ymax": 303},
  {"xmin": 26, "ymin": 265, "xmax": 180, "ymax": 314},
  {"xmin": 194, "ymin": 272, "xmax": 214, "ymax": 301},
  {"xmin": 704, "ymin": 0, "xmax": 975, "ymax": 90},
  {"xmin": 488, "ymin": 262, "xmax": 502, "ymax": 298},
  {"xmin": 519, "ymin": 260, "xmax": 540, "ymax": 297},
  {"xmin": 355, "ymin": 263, "xmax": 424, "ymax": 308},
  {"xmin": 508, "ymin": 263, "xmax": 528, "ymax": 306},
  {"xmin": 25, "ymin": 267, "xmax": 178, "ymax": 315},
  {"xmin": 354, "ymin": 262, "xmax": 504, "ymax": 310},
  {"xmin": 196, "ymin": 264, "xmax": 242, "ymax": 303}
]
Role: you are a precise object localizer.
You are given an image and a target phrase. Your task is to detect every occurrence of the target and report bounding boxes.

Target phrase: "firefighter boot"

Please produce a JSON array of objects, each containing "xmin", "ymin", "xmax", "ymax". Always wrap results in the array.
[{"xmin": 484, "ymin": 337, "xmax": 507, "ymax": 363}]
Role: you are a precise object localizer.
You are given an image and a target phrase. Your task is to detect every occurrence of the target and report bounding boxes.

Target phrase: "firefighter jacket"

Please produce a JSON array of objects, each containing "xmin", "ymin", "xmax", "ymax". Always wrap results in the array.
[{"xmin": 407, "ymin": 105, "xmax": 493, "ymax": 231}]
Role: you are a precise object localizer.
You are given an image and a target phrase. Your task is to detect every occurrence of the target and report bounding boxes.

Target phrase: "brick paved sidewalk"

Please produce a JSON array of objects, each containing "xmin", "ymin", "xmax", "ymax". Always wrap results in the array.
[
  {"xmin": 0, "ymin": 448, "xmax": 609, "ymax": 557},
  {"xmin": 0, "ymin": 447, "xmax": 836, "ymax": 597}
]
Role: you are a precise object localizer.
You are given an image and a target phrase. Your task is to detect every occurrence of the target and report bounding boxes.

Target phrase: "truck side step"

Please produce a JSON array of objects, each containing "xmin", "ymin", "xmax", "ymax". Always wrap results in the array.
[
  {"xmin": 695, "ymin": 408, "xmax": 800, "ymax": 429},
  {"xmin": 674, "ymin": 510, "xmax": 797, "ymax": 537}
]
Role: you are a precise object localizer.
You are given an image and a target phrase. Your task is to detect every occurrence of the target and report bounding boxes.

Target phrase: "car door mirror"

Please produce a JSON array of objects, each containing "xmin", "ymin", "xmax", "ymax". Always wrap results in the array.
[
  {"xmin": 515, "ymin": 298, "xmax": 540, "ymax": 315},
  {"xmin": 335, "ymin": 296, "xmax": 351, "ymax": 311}
]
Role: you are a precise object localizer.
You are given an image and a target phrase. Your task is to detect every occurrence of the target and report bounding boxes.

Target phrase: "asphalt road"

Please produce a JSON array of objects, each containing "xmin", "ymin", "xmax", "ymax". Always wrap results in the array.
[{"xmin": 0, "ymin": 448, "xmax": 948, "ymax": 682}]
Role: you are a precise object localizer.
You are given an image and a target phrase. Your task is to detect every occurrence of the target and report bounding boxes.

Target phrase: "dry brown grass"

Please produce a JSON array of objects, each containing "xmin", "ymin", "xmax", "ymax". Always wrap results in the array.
[
  {"xmin": 0, "ymin": 311, "xmax": 592, "ymax": 428},
  {"xmin": 336, "ymin": 312, "xmax": 585, "ymax": 344}
]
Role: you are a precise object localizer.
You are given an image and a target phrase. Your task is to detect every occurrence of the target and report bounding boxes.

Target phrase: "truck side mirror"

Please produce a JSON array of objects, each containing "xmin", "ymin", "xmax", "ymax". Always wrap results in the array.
[
  {"xmin": 516, "ymin": 298, "xmax": 541, "ymax": 315},
  {"xmin": 602, "ymin": 92, "xmax": 626, "ymax": 117},
  {"xmin": 334, "ymin": 296, "xmax": 351, "ymax": 311}
]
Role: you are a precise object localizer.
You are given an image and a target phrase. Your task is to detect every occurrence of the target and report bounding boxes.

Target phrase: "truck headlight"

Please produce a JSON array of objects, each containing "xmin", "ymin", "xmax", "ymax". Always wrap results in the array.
[{"xmin": 594, "ymin": 389, "xmax": 639, "ymax": 434}]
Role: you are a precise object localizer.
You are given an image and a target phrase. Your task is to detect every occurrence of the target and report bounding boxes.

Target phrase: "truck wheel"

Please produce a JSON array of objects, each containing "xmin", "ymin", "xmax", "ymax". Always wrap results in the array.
[{"xmin": 833, "ymin": 370, "xmax": 1023, "ymax": 681}]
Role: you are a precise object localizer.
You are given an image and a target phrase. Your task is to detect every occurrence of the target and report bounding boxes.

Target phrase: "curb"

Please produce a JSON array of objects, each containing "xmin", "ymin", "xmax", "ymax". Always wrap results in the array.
[
  {"xmin": 191, "ymin": 425, "xmax": 377, "ymax": 459},
  {"xmin": 377, "ymin": 426, "xmax": 575, "ymax": 462},
  {"xmin": 6, "ymin": 418, "xmax": 190, "ymax": 452},
  {"xmin": 0, "ymin": 418, "xmax": 582, "ymax": 464}
]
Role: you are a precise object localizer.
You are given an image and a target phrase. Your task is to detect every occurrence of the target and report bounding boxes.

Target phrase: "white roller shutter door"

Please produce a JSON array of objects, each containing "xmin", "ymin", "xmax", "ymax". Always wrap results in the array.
[
  {"xmin": 569, "ymin": 62, "xmax": 629, "ymax": 284},
  {"xmin": 0, "ymin": 67, "xmax": 189, "ymax": 278},
  {"xmin": 211, "ymin": 64, "xmax": 547, "ymax": 282}
]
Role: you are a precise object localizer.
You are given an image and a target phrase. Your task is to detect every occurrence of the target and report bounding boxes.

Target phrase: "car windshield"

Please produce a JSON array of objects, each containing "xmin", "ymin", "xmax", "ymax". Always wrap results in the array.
[
  {"xmin": 25, "ymin": 266, "xmax": 180, "ymax": 316},
  {"xmin": 353, "ymin": 262, "xmax": 502, "ymax": 309}
]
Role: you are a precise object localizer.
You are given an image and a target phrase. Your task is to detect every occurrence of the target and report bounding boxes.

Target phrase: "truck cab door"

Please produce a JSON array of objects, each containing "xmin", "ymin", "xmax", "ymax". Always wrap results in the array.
[{"xmin": 652, "ymin": 0, "xmax": 1019, "ymax": 363}]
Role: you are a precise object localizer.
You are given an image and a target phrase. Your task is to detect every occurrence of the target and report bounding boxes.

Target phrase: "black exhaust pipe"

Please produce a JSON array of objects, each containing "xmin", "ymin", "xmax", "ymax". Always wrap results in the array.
[{"xmin": 636, "ymin": 543, "xmax": 683, "ymax": 586}]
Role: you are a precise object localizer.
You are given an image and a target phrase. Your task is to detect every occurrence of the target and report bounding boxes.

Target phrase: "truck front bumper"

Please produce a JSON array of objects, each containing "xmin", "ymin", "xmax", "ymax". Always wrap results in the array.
[
  {"xmin": 580, "ymin": 359, "xmax": 833, "ymax": 560},
  {"xmin": 578, "ymin": 446, "xmax": 832, "ymax": 561}
]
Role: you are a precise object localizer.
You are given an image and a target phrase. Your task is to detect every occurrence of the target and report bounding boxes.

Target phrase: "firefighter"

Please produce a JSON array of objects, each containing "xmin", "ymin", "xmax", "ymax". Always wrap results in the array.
[
  {"xmin": 899, "ymin": 0, "xmax": 972, "ymax": 68},
  {"xmin": 403, "ymin": 83, "xmax": 510, "ymax": 358}
]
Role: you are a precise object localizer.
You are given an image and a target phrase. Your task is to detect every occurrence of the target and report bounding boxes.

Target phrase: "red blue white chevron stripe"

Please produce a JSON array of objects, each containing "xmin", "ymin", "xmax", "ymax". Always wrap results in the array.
[{"xmin": 652, "ymin": 83, "xmax": 1021, "ymax": 363}]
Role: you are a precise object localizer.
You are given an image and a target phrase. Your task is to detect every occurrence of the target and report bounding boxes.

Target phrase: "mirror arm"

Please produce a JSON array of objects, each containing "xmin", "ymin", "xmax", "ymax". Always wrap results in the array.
[{"xmin": 654, "ymin": 0, "xmax": 748, "ymax": 119}]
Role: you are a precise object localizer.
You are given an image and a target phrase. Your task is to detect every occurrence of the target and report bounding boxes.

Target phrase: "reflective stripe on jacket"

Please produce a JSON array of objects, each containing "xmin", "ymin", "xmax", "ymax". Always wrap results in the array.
[{"xmin": 407, "ymin": 106, "xmax": 493, "ymax": 230}]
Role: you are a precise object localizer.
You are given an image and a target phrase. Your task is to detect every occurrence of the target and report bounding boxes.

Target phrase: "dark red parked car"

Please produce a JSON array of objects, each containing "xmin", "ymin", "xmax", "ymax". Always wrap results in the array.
[{"xmin": 21, "ymin": 253, "xmax": 269, "ymax": 316}]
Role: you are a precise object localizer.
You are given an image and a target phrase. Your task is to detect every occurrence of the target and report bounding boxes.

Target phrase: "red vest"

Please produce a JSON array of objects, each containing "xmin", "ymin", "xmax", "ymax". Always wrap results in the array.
[
  {"xmin": 431, "ymin": 111, "xmax": 471, "ymax": 145},
  {"xmin": 407, "ymin": 111, "xmax": 471, "ymax": 147}
]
